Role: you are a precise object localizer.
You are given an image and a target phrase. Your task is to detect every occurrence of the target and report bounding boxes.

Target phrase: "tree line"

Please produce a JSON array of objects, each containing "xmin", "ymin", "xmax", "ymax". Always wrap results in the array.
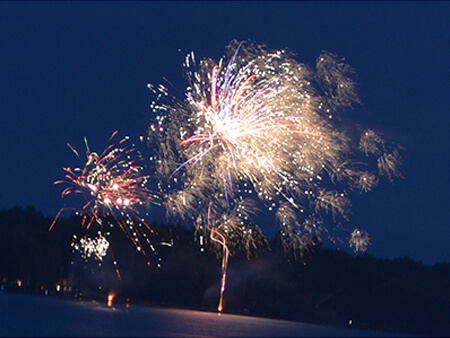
[{"xmin": 0, "ymin": 205, "xmax": 449, "ymax": 336}]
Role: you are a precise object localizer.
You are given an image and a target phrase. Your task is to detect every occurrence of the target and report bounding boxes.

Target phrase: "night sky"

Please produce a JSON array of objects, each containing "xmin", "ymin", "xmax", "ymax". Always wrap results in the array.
[{"xmin": 1, "ymin": 2, "xmax": 449, "ymax": 265}]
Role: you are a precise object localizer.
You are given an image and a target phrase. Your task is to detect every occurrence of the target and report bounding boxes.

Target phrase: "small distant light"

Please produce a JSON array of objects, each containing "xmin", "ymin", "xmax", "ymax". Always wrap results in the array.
[
  {"xmin": 56, "ymin": 284, "xmax": 60, "ymax": 292},
  {"xmin": 349, "ymin": 319, "xmax": 353, "ymax": 325}
]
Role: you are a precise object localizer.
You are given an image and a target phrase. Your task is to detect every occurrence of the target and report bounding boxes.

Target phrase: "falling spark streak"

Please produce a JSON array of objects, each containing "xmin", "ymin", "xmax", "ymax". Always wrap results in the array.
[
  {"xmin": 52, "ymin": 131, "xmax": 162, "ymax": 257},
  {"xmin": 208, "ymin": 202, "xmax": 229, "ymax": 312},
  {"xmin": 149, "ymin": 40, "xmax": 403, "ymax": 311},
  {"xmin": 210, "ymin": 229, "xmax": 229, "ymax": 313}
]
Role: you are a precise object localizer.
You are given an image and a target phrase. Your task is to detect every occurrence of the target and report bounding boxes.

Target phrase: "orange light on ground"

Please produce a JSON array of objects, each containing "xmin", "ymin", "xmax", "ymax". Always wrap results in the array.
[
  {"xmin": 107, "ymin": 294, "xmax": 114, "ymax": 307},
  {"xmin": 17, "ymin": 280, "xmax": 22, "ymax": 287}
]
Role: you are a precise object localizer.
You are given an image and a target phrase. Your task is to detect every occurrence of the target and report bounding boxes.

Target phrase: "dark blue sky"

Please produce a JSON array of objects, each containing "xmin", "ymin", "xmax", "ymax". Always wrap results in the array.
[{"xmin": 1, "ymin": 2, "xmax": 448, "ymax": 264}]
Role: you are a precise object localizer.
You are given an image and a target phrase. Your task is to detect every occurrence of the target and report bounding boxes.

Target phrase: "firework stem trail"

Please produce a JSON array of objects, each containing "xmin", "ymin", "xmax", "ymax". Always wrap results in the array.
[
  {"xmin": 210, "ymin": 228, "xmax": 229, "ymax": 313},
  {"xmin": 207, "ymin": 201, "xmax": 229, "ymax": 313}
]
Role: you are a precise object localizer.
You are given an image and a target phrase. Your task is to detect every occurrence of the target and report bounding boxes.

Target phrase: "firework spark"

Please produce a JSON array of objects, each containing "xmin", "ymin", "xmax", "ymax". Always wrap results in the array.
[
  {"xmin": 72, "ymin": 233, "xmax": 110, "ymax": 261},
  {"xmin": 71, "ymin": 231, "xmax": 122, "ymax": 278},
  {"xmin": 349, "ymin": 229, "xmax": 371, "ymax": 252},
  {"xmin": 149, "ymin": 40, "xmax": 402, "ymax": 310},
  {"xmin": 52, "ymin": 131, "xmax": 162, "ymax": 257}
]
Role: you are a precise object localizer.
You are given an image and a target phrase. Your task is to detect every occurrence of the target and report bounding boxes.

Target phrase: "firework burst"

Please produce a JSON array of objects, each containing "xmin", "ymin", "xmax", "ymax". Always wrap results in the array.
[
  {"xmin": 149, "ymin": 40, "xmax": 402, "ymax": 310},
  {"xmin": 72, "ymin": 232, "xmax": 110, "ymax": 261},
  {"xmin": 52, "ymin": 131, "xmax": 162, "ymax": 257}
]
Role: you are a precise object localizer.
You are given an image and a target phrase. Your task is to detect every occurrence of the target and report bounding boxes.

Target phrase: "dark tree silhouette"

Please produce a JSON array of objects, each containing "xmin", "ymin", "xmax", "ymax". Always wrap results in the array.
[{"xmin": 0, "ymin": 205, "xmax": 449, "ymax": 336}]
